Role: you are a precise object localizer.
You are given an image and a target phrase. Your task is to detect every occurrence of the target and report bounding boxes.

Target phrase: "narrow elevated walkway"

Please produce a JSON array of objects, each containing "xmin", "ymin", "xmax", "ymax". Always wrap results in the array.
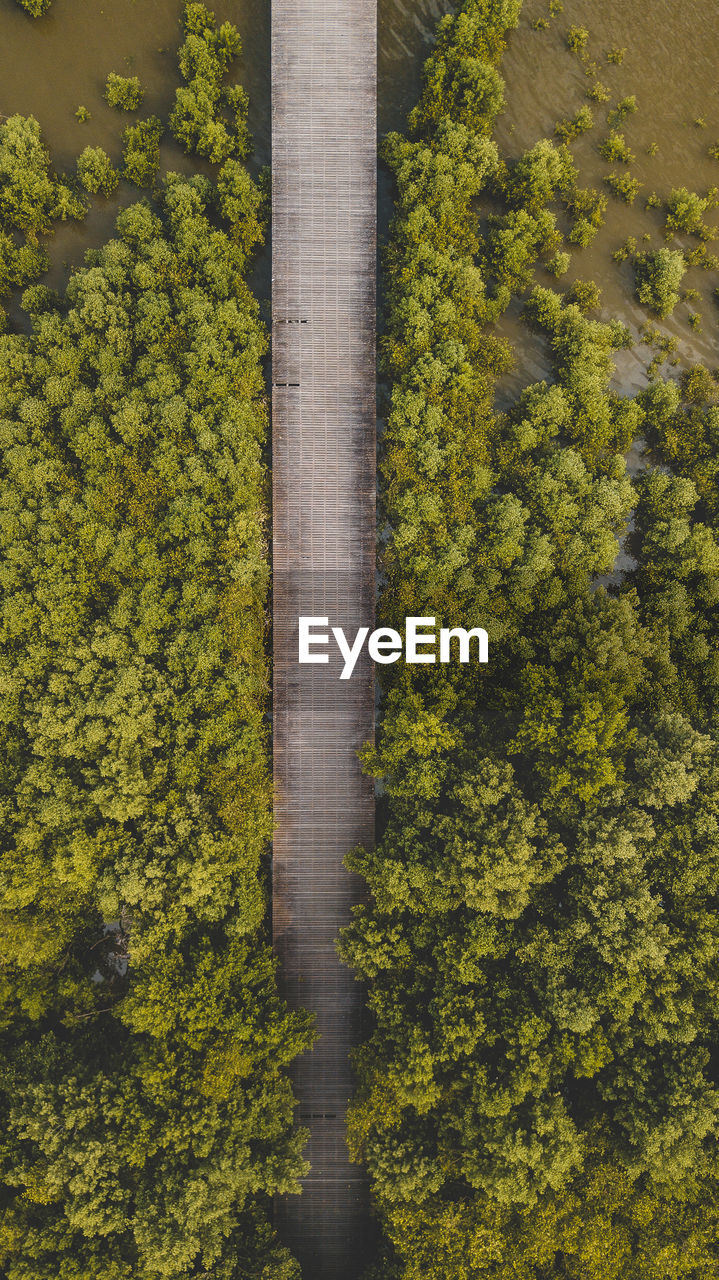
[{"xmin": 271, "ymin": 3, "xmax": 376, "ymax": 1278}]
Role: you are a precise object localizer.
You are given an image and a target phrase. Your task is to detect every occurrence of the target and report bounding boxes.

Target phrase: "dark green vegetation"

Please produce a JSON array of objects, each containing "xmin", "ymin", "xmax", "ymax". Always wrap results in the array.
[
  {"xmin": 343, "ymin": 1, "xmax": 719, "ymax": 1277},
  {"xmin": 0, "ymin": 5, "xmax": 310, "ymax": 1277}
]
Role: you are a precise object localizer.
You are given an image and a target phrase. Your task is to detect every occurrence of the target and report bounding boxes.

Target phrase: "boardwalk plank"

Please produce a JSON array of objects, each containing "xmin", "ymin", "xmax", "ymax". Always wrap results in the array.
[{"xmin": 271, "ymin": 1, "xmax": 376, "ymax": 1276}]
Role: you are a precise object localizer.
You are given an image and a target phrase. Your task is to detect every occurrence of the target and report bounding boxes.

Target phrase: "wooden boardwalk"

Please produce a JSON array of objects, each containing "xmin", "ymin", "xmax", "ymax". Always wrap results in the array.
[{"xmin": 271, "ymin": 2, "xmax": 376, "ymax": 1277}]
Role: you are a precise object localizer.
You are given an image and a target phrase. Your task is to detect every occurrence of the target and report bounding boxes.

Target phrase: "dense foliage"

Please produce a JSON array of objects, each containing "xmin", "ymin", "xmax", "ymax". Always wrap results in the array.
[
  {"xmin": 634, "ymin": 247, "xmax": 686, "ymax": 317},
  {"xmin": 5, "ymin": 0, "xmax": 719, "ymax": 1275},
  {"xmin": 0, "ymin": 6, "xmax": 310, "ymax": 1277},
  {"xmin": 0, "ymin": 114, "xmax": 86, "ymax": 318},
  {"xmin": 76, "ymin": 145, "xmax": 119, "ymax": 197},
  {"xmin": 121, "ymin": 116, "xmax": 164, "ymax": 189},
  {"xmin": 105, "ymin": 73, "xmax": 144, "ymax": 112},
  {"xmin": 343, "ymin": 2, "xmax": 719, "ymax": 1277},
  {"xmin": 170, "ymin": 2, "xmax": 251, "ymax": 165}
]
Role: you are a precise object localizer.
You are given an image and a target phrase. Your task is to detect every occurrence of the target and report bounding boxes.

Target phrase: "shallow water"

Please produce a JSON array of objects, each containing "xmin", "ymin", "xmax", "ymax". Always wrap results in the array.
[
  {"xmin": 0, "ymin": 0, "xmax": 269, "ymax": 303},
  {"xmin": 494, "ymin": 0, "xmax": 719, "ymax": 396},
  {"xmin": 0, "ymin": 0, "xmax": 269, "ymax": 167},
  {"xmin": 378, "ymin": 0, "xmax": 453, "ymax": 136},
  {"xmin": 2, "ymin": 0, "xmax": 718, "ymax": 374}
]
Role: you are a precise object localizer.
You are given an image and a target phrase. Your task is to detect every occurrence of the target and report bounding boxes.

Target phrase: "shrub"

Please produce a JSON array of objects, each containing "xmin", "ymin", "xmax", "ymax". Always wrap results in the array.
[
  {"xmin": 14, "ymin": 0, "xmax": 52, "ymax": 13},
  {"xmin": 613, "ymin": 236, "xmax": 637, "ymax": 264},
  {"xmin": 640, "ymin": 370, "xmax": 719, "ymax": 522},
  {"xmin": 682, "ymin": 364, "xmax": 716, "ymax": 403},
  {"xmin": 0, "ymin": 114, "xmax": 86, "ymax": 297},
  {"xmin": 0, "ymin": 114, "xmax": 85, "ymax": 236},
  {"xmin": 504, "ymin": 138, "xmax": 576, "ymax": 212},
  {"xmin": 170, "ymin": 2, "xmax": 250, "ymax": 164},
  {"xmin": 565, "ymin": 185, "xmax": 607, "ymax": 245},
  {"xmin": 565, "ymin": 278, "xmax": 601, "ymax": 312},
  {"xmin": 104, "ymin": 73, "xmax": 144, "ymax": 111},
  {"xmin": 607, "ymin": 95, "xmax": 637, "ymax": 127},
  {"xmin": 345, "ymin": 4, "xmax": 719, "ymax": 1278},
  {"xmin": 599, "ymin": 130, "xmax": 634, "ymax": 164},
  {"xmin": 0, "ymin": 19, "xmax": 309, "ymax": 1280},
  {"xmin": 216, "ymin": 158, "xmax": 264, "ymax": 261},
  {"xmin": 605, "ymin": 171, "xmax": 640, "ymax": 203},
  {"xmin": 555, "ymin": 105, "xmax": 594, "ymax": 143},
  {"xmin": 546, "ymin": 249, "xmax": 570, "ymax": 276},
  {"xmin": 634, "ymin": 247, "xmax": 687, "ymax": 317},
  {"xmin": 566, "ymin": 24, "xmax": 589, "ymax": 52},
  {"xmin": 76, "ymin": 146, "xmax": 119, "ymax": 197},
  {"xmin": 664, "ymin": 186, "xmax": 710, "ymax": 237},
  {"xmin": 0, "ymin": 171, "xmax": 308, "ymax": 1280},
  {"xmin": 121, "ymin": 115, "xmax": 163, "ymax": 188}
]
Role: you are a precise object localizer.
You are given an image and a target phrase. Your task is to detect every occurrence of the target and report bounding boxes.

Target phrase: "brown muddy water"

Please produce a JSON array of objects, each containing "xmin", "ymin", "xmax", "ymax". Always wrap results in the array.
[
  {"xmin": 1, "ymin": 0, "xmax": 718, "ymax": 387},
  {"xmin": 495, "ymin": 0, "xmax": 719, "ymax": 397},
  {"xmin": 0, "ymin": 0, "xmax": 269, "ymax": 168},
  {"xmin": 0, "ymin": 0, "xmax": 269, "ymax": 306}
]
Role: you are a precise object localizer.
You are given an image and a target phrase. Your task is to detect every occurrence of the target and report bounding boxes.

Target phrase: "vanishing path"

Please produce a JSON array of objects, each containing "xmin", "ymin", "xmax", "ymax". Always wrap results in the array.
[{"xmin": 271, "ymin": 2, "xmax": 376, "ymax": 1278}]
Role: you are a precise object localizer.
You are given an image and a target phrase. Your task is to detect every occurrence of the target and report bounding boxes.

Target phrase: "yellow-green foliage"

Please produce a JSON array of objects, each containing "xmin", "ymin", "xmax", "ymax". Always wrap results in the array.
[
  {"xmin": 343, "ymin": 2, "xmax": 719, "ymax": 1277},
  {"xmin": 0, "ymin": 9, "xmax": 310, "ymax": 1277},
  {"xmin": 14, "ymin": 0, "xmax": 52, "ymax": 15},
  {"xmin": 634, "ymin": 246, "xmax": 686, "ymax": 317},
  {"xmin": 170, "ymin": 2, "xmax": 251, "ymax": 164},
  {"xmin": 0, "ymin": 115, "xmax": 86, "ymax": 307},
  {"xmin": 121, "ymin": 116, "xmax": 164, "ymax": 188},
  {"xmin": 105, "ymin": 73, "xmax": 144, "ymax": 111},
  {"xmin": 0, "ymin": 172, "xmax": 311, "ymax": 1278},
  {"xmin": 76, "ymin": 146, "xmax": 119, "ymax": 197}
]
